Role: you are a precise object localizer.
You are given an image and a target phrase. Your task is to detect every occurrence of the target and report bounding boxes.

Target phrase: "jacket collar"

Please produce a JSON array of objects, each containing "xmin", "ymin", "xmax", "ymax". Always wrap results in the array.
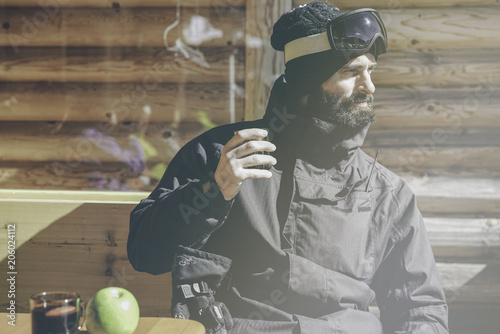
[{"xmin": 296, "ymin": 117, "xmax": 370, "ymax": 169}]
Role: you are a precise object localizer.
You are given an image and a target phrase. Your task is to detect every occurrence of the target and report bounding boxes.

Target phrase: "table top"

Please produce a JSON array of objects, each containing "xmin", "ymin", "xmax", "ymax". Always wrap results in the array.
[{"xmin": 1, "ymin": 313, "xmax": 205, "ymax": 334}]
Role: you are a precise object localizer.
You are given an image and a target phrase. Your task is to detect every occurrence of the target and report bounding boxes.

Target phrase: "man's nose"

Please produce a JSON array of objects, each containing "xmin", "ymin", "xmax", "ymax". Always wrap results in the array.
[{"xmin": 357, "ymin": 72, "xmax": 375, "ymax": 95}]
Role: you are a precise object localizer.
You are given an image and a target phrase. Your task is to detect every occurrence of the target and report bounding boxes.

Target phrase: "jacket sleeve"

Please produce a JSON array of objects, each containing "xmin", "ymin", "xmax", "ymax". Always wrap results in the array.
[
  {"xmin": 127, "ymin": 137, "xmax": 233, "ymax": 275},
  {"xmin": 371, "ymin": 186, "xmax": 449, "ymax": 333}
]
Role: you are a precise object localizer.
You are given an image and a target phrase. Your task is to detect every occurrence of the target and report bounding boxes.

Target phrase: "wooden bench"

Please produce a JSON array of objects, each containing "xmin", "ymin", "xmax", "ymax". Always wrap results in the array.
[{"xmin": 0, "ymin": 189, "xmax": 172, "ymax": 317}]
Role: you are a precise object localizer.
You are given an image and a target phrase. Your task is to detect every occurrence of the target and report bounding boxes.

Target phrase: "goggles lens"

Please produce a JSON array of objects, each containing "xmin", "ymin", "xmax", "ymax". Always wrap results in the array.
[{"xmin": 328, "ymin": 10, "xmax": 387, "ymax": 54}]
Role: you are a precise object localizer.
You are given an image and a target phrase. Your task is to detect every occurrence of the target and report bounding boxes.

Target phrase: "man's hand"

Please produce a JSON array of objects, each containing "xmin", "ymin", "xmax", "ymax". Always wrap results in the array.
[{"xmin": 214, "ymin": 128, "xmax": 277, "ymax": 201}]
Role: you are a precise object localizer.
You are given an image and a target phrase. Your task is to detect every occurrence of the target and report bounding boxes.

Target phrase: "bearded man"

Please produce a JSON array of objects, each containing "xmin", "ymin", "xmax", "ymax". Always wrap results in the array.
[{"xmin": 128, "ymin": 2, "xmax": 449, "ymax": 333}]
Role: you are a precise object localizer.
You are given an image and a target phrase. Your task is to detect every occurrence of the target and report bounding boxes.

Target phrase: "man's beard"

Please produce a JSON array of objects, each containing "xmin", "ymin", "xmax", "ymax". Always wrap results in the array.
[{"xmin": 306, "ymin": 88, "xmax": 376, "ymax": 128}]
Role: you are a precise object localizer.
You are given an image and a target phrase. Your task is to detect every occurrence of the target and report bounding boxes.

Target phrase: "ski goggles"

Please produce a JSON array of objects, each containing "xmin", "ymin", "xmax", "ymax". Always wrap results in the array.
[{"xmin": 284, "ymin": 8, "xmax": 388, "ymax": 64}]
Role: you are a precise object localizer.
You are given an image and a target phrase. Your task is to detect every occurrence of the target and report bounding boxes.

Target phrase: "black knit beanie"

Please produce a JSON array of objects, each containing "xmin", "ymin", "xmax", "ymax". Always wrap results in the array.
[{"xmin": 271, "ymin": 2, "xmax": 348, "ymax": 97}]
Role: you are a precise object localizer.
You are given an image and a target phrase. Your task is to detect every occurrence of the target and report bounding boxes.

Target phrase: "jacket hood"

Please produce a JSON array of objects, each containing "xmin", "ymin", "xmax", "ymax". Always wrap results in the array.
[{"xmin": 263, "ymin": 75, "xmax": 371, "ymax": 169}]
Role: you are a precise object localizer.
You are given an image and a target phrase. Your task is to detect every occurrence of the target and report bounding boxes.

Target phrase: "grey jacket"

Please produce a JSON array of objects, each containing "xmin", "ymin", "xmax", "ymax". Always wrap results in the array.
[{"xmin": 128, "ymin": 76, "xmax": 449, "ymax": 333}]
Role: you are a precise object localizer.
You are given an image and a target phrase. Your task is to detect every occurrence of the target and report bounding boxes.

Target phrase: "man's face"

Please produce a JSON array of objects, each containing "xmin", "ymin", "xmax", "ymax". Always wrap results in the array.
[{"xmin": 306, "ymin": 53, "xmax": 377, "ymax": 128}]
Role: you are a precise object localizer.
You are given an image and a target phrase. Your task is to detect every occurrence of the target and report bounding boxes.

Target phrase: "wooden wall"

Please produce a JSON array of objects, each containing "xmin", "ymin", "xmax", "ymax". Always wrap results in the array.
[
  {"xmin": 0, "ymin": 0, "xmax": 247, "ymax": 192},
  {"xmin": 1, "ymin": 0, "xmax": 499, "ymax": 333},
  {"xmin": 0, "ymin": 0, "xmax": 289, "ymax": 319}
]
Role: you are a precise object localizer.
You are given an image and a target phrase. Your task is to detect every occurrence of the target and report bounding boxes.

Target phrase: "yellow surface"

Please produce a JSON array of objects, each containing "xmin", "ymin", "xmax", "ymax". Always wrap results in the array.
[{"xmin": 0, "ymin": 313, "xmax": 205, "ymax": 334}]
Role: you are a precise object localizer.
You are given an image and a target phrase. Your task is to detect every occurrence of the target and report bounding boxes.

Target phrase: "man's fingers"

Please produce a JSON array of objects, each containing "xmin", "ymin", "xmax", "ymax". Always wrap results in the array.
[
  {"xmin": 225, "ymin": 128, "xmax": 269, "ymax": 151},
  {"xmin": 232, "ymin": 140, "xmax": 276, "ymax": 158},
  {"xmin": 241, "ymin": 168, "xmax": 273, "ymax": 179},
  {"xmin": 240, "ymin": 154, "xmax": 277, "ymax": 168}
]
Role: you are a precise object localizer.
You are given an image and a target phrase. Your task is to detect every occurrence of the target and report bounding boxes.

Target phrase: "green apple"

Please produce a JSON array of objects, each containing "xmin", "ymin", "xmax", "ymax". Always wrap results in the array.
[{"xmin": 86, "ymin": 287, "xmax": 140, "ymax": 334}]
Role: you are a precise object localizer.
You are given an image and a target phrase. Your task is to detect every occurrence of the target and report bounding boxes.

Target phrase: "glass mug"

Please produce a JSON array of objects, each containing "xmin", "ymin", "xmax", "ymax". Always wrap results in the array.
[{"xmin": 30, "ymin": 291, "xmax": 85, "ymax": 334}]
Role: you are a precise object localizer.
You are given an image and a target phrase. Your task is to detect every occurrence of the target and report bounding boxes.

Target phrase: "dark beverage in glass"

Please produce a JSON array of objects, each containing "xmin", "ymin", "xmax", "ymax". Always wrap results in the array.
[{"xmin": 30, "ymin": 292, "xmax": 84, "ymax": 334}]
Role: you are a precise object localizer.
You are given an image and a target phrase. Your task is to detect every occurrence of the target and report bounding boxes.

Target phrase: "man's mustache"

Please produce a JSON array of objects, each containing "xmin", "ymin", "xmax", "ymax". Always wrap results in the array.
[{"xmin": 350, "ymin": 93, "xmax": 374, "ymax": 104}]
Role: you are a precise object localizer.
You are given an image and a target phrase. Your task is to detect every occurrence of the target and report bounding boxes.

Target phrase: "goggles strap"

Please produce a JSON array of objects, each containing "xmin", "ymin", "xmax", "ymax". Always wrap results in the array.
[{"xmin": 284, "ymin": 31, "xmax": 331, "ymax": 64}]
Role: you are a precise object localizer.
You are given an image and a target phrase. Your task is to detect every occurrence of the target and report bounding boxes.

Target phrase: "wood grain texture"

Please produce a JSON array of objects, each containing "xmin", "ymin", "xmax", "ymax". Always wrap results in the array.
[
  {"xmin": 1, "ymin": 83, "xmax": 499, "ymax": 129},
  {"xmin": 382, "ymin": 6, "xmax": 500, "ymax": 51},
  {"xmin": 5, "ymin": 0, "xmax": 245, "ymax": 7},
  {"xmin": 0, "ymin": 313, "xmax": 206, "ymax": 334},
  {"xmin": 371, "ymin": 85, "xmax": 500, "ymax": 129},
  {"xmin": 293, "ymin": 0, "xmax": 500, "ymax": 9},
  {"xmin": 406, "ymin": 176, "xmax": 500, "ymax": 218},
  {"xmin": 365, "ymin": 128, "xmax": 500, "ymax": 148},
  {"xmin": 0, "ymin": 198, "xmax": 173, "ymax": 316},
  {"xmin": 444, "ymin": 264, "xmax": 500, "ymax": 305},
  {"xmin": 0, "ymin": 161, "xmax": 162, "ymax": 191},
  {"xmin": 4, "ymin": 5, "xmax": 498, "ymax": 50},
  {"xmin": 0, "ymin": 82, "xmax": 245, "ymax": 123},
  {"xmin": 3, "ymin": 47, "xmax": 499, "ymax": 86},
  {"xmin": 364, "ymin": 146, "xmax": 500, "ymax": 186},
  {"xmin": 438, "ymin": 263, "xmax": 500, "ymax": 305},
  {"xmin": 0, "ymin": 121, "xmax": 205, "ymax": 163},
  {"xmin": 0, "ymin": 46, "xmax": 245, "ymax": 82},
  {"xmin": 426, "ymin": 218, "xmax": 500, "ymax": 264},
  {"xmin": 372, "ymin": 48, "xmax": 500, "ymax": 87},
  {"xmin": 291, "ymin": 3, "xmax": 500, "ymax": 51},
  {"xmin": 245, "ymin": 0, "xmax": 291, "ymax": 121},
  {"xmin": 0, "ymin": 7, "xmax": 245, "ymax": 47}
]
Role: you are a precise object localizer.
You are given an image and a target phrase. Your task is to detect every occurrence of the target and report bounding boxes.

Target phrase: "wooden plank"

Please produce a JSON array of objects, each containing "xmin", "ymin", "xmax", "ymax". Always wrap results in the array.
[
  {"xmin": 406, "ymin": 176, "xmax": 500, "ymax": 201},
  {"xmin": 437, "ymin": 263, "xmax": 500, "ymax": 305},
  {"xmin": 0, "ymin": 161, "xmax": 162, "ymax": 191},
  {"xmin": 426, "ymin": 218, "xmax": 500, "ymax": 264},
  {"xmin": 2, "ymin": 3, "xmax": 498, "ymax": 51},
  {"xmin": 0, "ymin": 188, "xmax": 148, "ymax": 202},
  {"xmin": 0, "ymin": 121, "xmax": 205, "ymax": 163},
  {"xmin": 2, "ymin": 47, "xmax": 498, "ymax": 86},
  {"xmin": 245, "ymin": 0, "xmax": 291, "ymax": 121},
  {"xmin": 4, "ymin": 0, "xmax": 245, "ymax": 7},
  {"xmin": 365, "ymin": 128, "xmax": 500, "ymax": 148},
  {"xmin": 382, "ymin": 7, "xmax": 500, "ymax": 51},
  {"xmin": 406, "ymin": 176, "xmax": 500, "ymax": 219},
  {"xmin": 0, "ymin": 7, "xmax": 245, "ymax": 48},
  {"xmin": 389, "ymin": 165, "xmax": 500, "ymax": 181},
  {"xmin": 371, "ymin": 85, "xmax": 500, "ymax": 129},
  {"xmin": 0, "ymin": 199, "xmax": 172, "ymax": 316},
  {"xmin": 443, "ymin": 264, "xmax": 500, "ymax": 305},
  {"xmin": 406, "ymin": 176, "xmax": 500, "ymax": 218},
  {"xmin": 363, "ymin": 146, "xmax": 500, "ymax": 183},
  {"xmin": 417, "ymin": 195, "xmax": 500, "ymax": 218},
  {"xmin": 0, "ymin": 313, "xmax": 206, "ymax": 334},
  {"xmin": 0, "ymin": 82, "xmax": 245, "ymax": 123},
  {"xmin": 372, "ymin": 48, "xmax": 500, "ymax": 87},
  {"xmin": 0, "ymin": 46, "xmax": 245, "ymax": 83},
  {"xmin": 293, "ymin": 0, "xmax": 500, "ymax": 9}
]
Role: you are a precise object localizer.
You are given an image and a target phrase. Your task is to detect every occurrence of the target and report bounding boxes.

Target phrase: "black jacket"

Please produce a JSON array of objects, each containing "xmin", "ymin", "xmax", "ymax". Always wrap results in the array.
[{"xmin": 128, "ymin": 76, "xmax": 449, "ymax": 333}]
